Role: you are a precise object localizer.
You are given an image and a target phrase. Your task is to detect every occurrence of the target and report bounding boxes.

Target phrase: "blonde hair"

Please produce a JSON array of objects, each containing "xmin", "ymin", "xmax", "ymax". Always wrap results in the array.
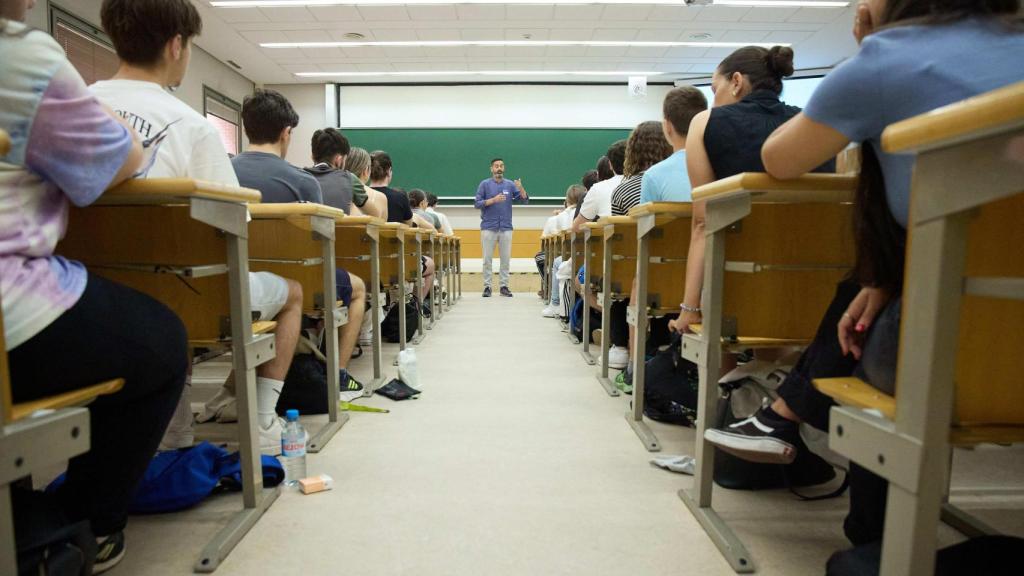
[
  {"xmin": 344, "ymin": 147, "xmax": 371, "ymax": 182},
  {"xmin": 565, "ymin": 183, "xmax": 586, "ymax": 207}
]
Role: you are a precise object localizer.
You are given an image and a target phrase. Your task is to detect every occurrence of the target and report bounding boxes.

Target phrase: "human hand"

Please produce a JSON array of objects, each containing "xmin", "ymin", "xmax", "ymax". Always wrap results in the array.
[
  {"xmin": 838, "ymin": 286, "xmax": 891, "ymax": 360},
  {"xmin": 514, "ymin": 178, "xmax": 523, "ymax": 190},
  {"xmin": 669, "ymin": 310, "xmax": 702, "ymax": 334},
  {"xmin": 491, "ymin": 193, "xmax": 506, "ymax": 205},
  {"xmin": 853, "ymin": 2, "xmax": 874, "ymax": 45}
]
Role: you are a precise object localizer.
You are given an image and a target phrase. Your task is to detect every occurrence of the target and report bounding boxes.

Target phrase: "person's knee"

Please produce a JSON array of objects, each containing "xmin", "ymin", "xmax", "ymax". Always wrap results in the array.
[
  {"xmin": 424, "ymin": 257, "xmax": 435, "ymax": 275},
  {"xmin": 285, "ymin": 279, "xmax": 303, "ymax": 310},
  {"xmin": 350, "ymin": 273, "xmax": 365, "ymax": 298},
  {"xmin": 148, "ymin": 300, "xmax": 189, "ymax": 386}
]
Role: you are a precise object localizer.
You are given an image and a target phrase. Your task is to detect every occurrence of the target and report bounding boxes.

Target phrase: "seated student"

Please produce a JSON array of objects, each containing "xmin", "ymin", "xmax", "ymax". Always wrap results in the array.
[
  {"xmin": 305, "ymin": 127, "xmax": 384, "ymax": 218},
  {"xmin": 716, "ymin": 0, "xmax": 1024, "ymax": 547},
  {"xmin": 232, "ymin": 90, "xmax": 368, "ymax": 391},
  {"xmin": 1, "ymin": 2, "xmax": 185, "ymax": 571},
  {"xmin": 535, "ymin": 171, "xmax": 597, "ymax": 295},
  {"xmin": 426, "ymin": 192, "xmax": 454, "ymax": 235},
  {"xmin": 541, "ymin": 184, "xmax": 587, "ymax": 317},
  {"xmin": 89, "ymin": 0, "xmax": 304, "ymax": 455},
  {"xmin": 344, "ymin": 146, "xmax": 388, "ymax": 221},
  {"xmin": 409, "ymin": 188, "xmax": 440, "ymax": 230},
  {"xmin": 641, "ymin": 86, "xmax": 708, "ymax": 204},
  {"xmin": 581, "ymin": 168, "xmax": 600, "ymax": 192},
  {"xmin": 611, "ymin": 121, "xmax": 673, "ymax": 215},
  {"xmin": 572, "ymin": 141, "xmax": 626, "ymax": 233},
  {"xmin": 370, "ymin": 151, "xmax": 436, "ymax": 302}
]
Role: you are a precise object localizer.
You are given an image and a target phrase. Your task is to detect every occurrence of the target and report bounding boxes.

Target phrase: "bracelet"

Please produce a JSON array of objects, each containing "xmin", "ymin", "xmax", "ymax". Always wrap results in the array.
[{"xmin": 680, "ymin": 303, "xmax": 701, "ymax": 314}]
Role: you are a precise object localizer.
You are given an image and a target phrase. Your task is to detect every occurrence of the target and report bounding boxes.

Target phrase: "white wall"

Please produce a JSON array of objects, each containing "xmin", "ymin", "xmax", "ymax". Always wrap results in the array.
[
  {"xmin": 338, "ymin": 84, "xmax": 671, "ymax": 129},
  {"xmin": 264, "ymin": 83, "xmax": 331, "ymax": 168}
]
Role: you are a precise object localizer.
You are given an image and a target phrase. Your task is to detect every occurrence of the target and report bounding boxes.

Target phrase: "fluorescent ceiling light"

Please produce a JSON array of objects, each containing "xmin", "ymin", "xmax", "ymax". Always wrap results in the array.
[
  {"xmin": 213, "ymin": 1, "xmax": 849, "ymax": 8},
  {"xmin": 295, "ymin": 70, "xmax": 664, "ymax": 77},
  {"xmin": 263, "ymin": 40, "xmax": 790, "ymax": 48}
]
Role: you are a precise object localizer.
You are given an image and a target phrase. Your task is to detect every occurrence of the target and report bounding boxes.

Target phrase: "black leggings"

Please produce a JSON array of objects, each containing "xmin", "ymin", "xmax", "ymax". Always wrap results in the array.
[{"xmin": 9, "ymin": 273, "xmax": 187, "ymax": 536}]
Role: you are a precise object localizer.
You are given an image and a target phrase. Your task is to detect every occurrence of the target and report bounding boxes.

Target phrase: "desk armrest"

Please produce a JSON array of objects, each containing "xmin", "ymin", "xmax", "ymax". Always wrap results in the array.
[
  {"xmin": 628, "ymin": 202, "xmax": 693, "ymax": 218},
  {"xmin": 0, "ymin": 128, "xmax": 10, "ymax": 156},
  {"xmin": 692, "ymin": 173, "xmax": 857, "ymax": 204},
  {"xmin": 814, "ymin": 377, "xmax": 895, "ymax": 419},
  {"xmin": 882, "ymin": 81, "xmax": 1024, "ymax": 153},
  {"xmin": 249, "ymin": 203, "xmax": 346, "ymax": 221},
  {"xmin": 100, "ymin": 178, "xmax": 261, "ymax": 205}
]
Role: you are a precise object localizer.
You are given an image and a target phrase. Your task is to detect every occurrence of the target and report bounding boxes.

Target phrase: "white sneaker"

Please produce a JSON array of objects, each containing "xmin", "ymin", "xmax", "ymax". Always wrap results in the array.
[
  {"xmin": 607, "ymin": 346, "xmax": 630, "ymax": 369},
  {"xmin": 358, "ymin": 329, "xmax": 373, "ymax": 347},
  {"xmin": 541, "ymin": 305, "xmax": 560, "ymax": 318},
  {"xmin": 259, "ymin": 417, "xmax": 284, "ymax": 456}
]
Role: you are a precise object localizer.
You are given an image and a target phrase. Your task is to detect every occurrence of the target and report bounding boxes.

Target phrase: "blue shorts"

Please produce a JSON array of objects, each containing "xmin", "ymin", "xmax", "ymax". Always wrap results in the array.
[{"xmin": 335, "ymin": 268, "xmax": 353, "ymax": 307}]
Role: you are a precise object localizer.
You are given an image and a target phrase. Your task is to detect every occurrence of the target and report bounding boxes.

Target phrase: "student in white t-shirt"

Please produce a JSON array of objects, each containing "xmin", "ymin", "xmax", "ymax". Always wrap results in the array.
[
  {"xmin": 572, "ymin": 140, "xmax": 626, "ymax": 233},
  {"xmin": 90, "ymin": 0, "xmax": 304, "ymax": 456},
  {"xmin": 540, "ymin": 184, "xmax": 587, "ymax": 318}
]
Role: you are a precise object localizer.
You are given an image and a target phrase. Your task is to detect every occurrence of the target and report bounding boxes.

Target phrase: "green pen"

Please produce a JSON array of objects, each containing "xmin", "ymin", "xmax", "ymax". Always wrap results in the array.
[{"xmin": 339, "ymin": 401, "xmax": 389, "ymax": 413}]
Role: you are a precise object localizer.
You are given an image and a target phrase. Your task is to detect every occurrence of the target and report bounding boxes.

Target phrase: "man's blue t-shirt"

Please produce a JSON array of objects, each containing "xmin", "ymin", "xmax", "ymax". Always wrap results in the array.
[
  {"xmin": 802, "ymin": 18, "xmax": 1024, "ymax": 228},
  {"xmin": 640, "ymin": 149, "xmax": 691, "ymax": 204},
  {"xmin": 474, "ymin": 177, "xmax": 526, "ymax": 231}
]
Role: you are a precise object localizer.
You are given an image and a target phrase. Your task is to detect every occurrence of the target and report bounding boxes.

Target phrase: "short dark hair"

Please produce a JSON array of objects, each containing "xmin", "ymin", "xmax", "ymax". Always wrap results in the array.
[
  {"xmin": 663, "ymin": 87, "xmax": 708, "ymax": 136},
  {"xmin": 408, "ymin": 189, "xmax": 427, "ymax": 207},
  {"xmin": 595, "ymin": 156, "xmax": 614, "ymax": 181},
  {"xmin": 607, "ymin": 140, "xmax": 627, "ymax": 175},
  {"xmin": 717, "ymin": 46, "xmax": 794, "ymax": 95},
  {"xmin": 427, "ymin": 193, "xmax": 439, "ymax": 207},
  {"xmin": 370, "ymin": 151, "xmax": 393, "ymax": 182},
  {"xmin": 582, "ymin": 169, "xmax": 600, "ymax": 191},
  {"xmin": 101, "ymin": 0, "xmax": 202, "ymax": 67},
  {"xmin": 490, "ymin": 158, "xmax": 503, "ymax": 165},
  {"xmin": 311, "ymin": 128, "xmax": 350, "ymax": 165},
  {"xmin": 241, "ymin": 89, "xmax": 299, "ymax": 145}
]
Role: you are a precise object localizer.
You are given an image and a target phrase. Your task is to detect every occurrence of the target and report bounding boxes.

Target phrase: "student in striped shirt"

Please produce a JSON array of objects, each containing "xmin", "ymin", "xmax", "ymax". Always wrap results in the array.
[{"xmin": 610, "ymin": 121, "xmax": 672, "ymax": 216}]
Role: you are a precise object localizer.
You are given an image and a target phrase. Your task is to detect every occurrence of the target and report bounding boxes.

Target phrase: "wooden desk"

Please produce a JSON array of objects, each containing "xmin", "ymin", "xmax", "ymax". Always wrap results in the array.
[
  {"xmin": 335, "ymin": 215, "xmax": 387, "ymax": 392},
  {"xmin": 579, "ymin": 223, "xmax": 605, "ymax": 368},
  {"xmin": 679, "ymin": 173, "xmax": 856, "ymax": 573},
  {"xmin": 595, "ymin": 216, "xmax": 638, "ymax": 395},
  {"xmin": 823, "ymin": 81, "xmax": 1024, "ymax": 576},
  {"xmin": 248, "ymin": 203, "xmax": 348, "ymax": 452},
  {"xmin": 626, "ymin": 202, "xmax": 693, "ymax": 451},
  {"xmin": 56, "ymin": 178, "xmax": 277, "ymax": 573}
]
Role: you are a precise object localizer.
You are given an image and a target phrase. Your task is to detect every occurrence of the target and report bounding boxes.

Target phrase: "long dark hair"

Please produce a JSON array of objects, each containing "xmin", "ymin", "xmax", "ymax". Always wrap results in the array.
[{"xmin": 850, "ymin": 0, "xmax": 1020, "ymax": 293}]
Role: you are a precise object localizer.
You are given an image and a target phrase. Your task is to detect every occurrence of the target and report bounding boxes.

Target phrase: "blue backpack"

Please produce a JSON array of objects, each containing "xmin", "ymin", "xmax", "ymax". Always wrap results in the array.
[{"xmin": 48, "ymin": 442, "xmax": 284, "ymax": 514}]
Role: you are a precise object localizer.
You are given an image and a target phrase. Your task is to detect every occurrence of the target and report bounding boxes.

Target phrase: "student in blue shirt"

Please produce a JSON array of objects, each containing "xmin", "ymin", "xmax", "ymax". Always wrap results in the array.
[
  {"xmin": 640, "ymin": 87, "xmax": 708, "ymax": 204},
  {"xmin": 474, "ymin": 158, "xmax": 528, "ymax": 297}
]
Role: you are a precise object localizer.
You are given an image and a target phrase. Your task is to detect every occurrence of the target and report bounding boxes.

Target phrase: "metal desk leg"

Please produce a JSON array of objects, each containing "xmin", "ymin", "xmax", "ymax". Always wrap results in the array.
[
  {"xmin": 394, "ymin": 238, "xmax": 407, "ymax": 368},
  {"xmin": 308, "ymin": 219, "xmax": 347, "ymax": 453},
  {"xmin": 366, "ymin": 236, "xmax": 385, "ymax": 394},
  {"xmin": 678, "ymin": 227, "xmax": 753, "ymax": 573},
  {"xmin": 414, "ymin": 241, "xmax": 426, "ymax": 343},
  {"xmin": 626, "ymin": 229, "xmax": 660, "ymax": 452},
  {"xmin": 596, "ymin": 235, "xmax": 619, "ymax": 397},
  {"xmin": 1, "ymin": 486, "xmax": 15, "ymax": 576},
  {"xmin": 580, "ymin": 235, "xmax": 596, "ymax": 365}
]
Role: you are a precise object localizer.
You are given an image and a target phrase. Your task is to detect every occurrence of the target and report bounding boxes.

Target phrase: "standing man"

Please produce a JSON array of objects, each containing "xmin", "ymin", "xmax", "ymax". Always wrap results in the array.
[{"xmin": 474, "ymin": 158, "xmax": 528, "ymax": 297}]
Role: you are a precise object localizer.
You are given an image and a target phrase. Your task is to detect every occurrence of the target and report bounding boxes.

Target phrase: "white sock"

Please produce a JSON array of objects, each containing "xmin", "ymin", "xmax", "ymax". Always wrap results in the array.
[{"xmin": 257, "ymin": 377, "xmax": 284, "ymax": 429}]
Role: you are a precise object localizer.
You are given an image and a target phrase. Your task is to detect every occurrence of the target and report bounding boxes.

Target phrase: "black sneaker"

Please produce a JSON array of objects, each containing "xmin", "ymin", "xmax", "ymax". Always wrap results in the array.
[
  {"xmin": 703, "ymin": 407, "xmax": 799, "ymax": 464},
  {"xmin": 482, "ymin": 286, "xmax": 492, "ymax": 297},
  {"xmin": 339, "ymin": 368, "xmax": 364, "ymax": 392},
  {"xmin": 500, "ymin": 286, "xmax": 513, "ymax": 297},
  {"xmin": 93, "ymin": 531, "xmax": 126, "ymax": 574}
]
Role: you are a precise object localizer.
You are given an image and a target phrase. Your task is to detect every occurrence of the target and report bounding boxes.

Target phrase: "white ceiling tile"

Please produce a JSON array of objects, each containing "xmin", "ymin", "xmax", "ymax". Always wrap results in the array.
[
  {"xmin": 343, "ymin": 46, "xmax": 388, "ymax": 58},
  {"xmin": 417, "ymin": 29, "xmax": 461, "ymax": 41},
  {"xmin": 505, "ymin": 6, "xmax": 555, "ymax": 21},
  {"xmin": 618, "ymin": 62, "xmax": 656, "ymax": 71},
  {"xmin": 239, "ymin": 30, "xmax": 290, "ymax": 44},
  {"xmin": 787, "ymin": 7, "xmax": 847, "ymax": 23},
  {"xmin": 512, "ymin": 62, "xmax": 547, "ymax": 71},
  {"xmin": 284, "ymin": 29, "xmax": 332, "ymax": 43},
  {"xmin": 465, "ymin": 46, "xmax": 505, "ymax": 58},
  {"xmin": 657, "ymin": 62, "xmax": 686, "ymax": 72},
  {"xmin": 262, "ymin": 47, "xmax": 306, "ymax": 60},
  {"xmin": 549, "ymin": 29, "xmax": 592, "ymax": 41},
  {"xmin": 371, "ymin": 29, "xmax": 414, "ymax": 41},
  {"xmin": 357, "ymin": 62, "xmax": 390, "ymax": 72},
  {"xmin": 677, "ymin": 29, "xmax": 725, "ymax": 42},
  {"xmin": 545, "ymin": 46, "xmax": 588, "ymax": 57},
  {"xmin": 694, "ymin": 6, "xmax": 751, "ymax": 22},
  {"xmin": 504, "ymin": 46, "xmax": 548, "ymax": 57},
  {"xmin": 356, "ymin": 6, "xmax": 411, "ymax": 21},
  {"xmin": 460, "ymin": 29, "xmax": 493, "ymax": 41},
  {"xmin": 627, "ymin": 46, "xmax": 669, "ymax": 58},
  {"xmin": 553, "ymin": 5, "xmax": 604, "ymax": 21},
  {"xmin": 407, "ymin": 5, "xmax": 458, "ymax": 21},
  {"xmin": 307, "ymin": 6, "xmax": 363, "ymax": 22},
  {"xmin": 764, "ymin": 30, "xmax": 815, "ymax": 45},
  {"xmin": 279, "ymin": 63, "xmax": 313, "ymax": 73},
  {"xmin": 602, "ymin": 5, "xmax": 652, "ymax": 21},
  {"xmin": 703, "ymin": 47, "xmax": 738, "ymax": 60},
  {"xmin": 689, "ymin": 62, "xmax": 718, "ymax": 74},
  {"xmin": 393, "ymin": 62, "xmax": 432, "ymax": 72},
  {"xmin": 382, "ymin": 46, "xmax": 413, "ymax": 58},
  {"xmin": 326, "ymin": 27, "xmax": 376, "ymax": 41},
  {"xmin": 214, "ymin": 7, "xmax": 269, "ymax": 24},
  {"xmin": 648, "ymin": 6, "xmax": 700, "ymax": 22},
  {"xmin": 455, "ymin": 5, "xmax": 506, "ymax": 21},
  {"xmin": 258, "ymin": 7, "xmax": 315, "ymax": 23},
  {"xmin": 302, "ymin": 46, "xmax": 344, "ymax": 59},
  {"xmin": 424, "ymin": 46, "xmax": 467, "ymax": 58},
  {"xmin": 318, "ymin": 63, "xmax": 358, "ymax": 73},
  {"xmin": 740, "ymin": 7, "xmax": 800, "ymax": 23},
  {"xmin": 592, "ymin": 29, "xmax": 638, "ymax": 41},
  {"xmin": 643, "ymin": 29, "xmax": 685, "ymax": 42},
  {"xmin": 719, "ymin": 30, "xmax": 770, "ymax": 43},
  {"xmin": 586, "ymin": 46, "xmax": 629, "ymax": 58},
  {"xmin": 664, "ymin": 46, "xmax": 708, "ymax": 59},
  {"xmin": 504, "ymin": 29, "xmax": 550, "ymax": 41}
]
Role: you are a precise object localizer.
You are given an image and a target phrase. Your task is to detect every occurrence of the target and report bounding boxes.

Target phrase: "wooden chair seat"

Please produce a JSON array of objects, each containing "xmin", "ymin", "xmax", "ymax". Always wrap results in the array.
[
  {"xmin": 11, "ymin": 379, "xmax": 125, "ymax": 422},
  {"xmin": 688, "ymin": 323, "xmax": 810, "ymax": 349}
]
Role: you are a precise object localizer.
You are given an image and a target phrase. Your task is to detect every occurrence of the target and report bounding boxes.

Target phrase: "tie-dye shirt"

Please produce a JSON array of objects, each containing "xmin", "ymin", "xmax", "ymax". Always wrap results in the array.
[{"xmin": 0, "ymin": 21, "xmax": 133, "ymax": 349}]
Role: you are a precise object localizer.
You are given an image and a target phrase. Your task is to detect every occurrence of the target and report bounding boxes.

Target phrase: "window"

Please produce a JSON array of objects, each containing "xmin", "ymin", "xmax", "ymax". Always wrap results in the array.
[
  {"xmin": 204, "ymin": 87, "xmax": 242, "ymax": 156},
  {"xmin": 50, "ymin": 7, "xmax": 118, "ymax": 85}
]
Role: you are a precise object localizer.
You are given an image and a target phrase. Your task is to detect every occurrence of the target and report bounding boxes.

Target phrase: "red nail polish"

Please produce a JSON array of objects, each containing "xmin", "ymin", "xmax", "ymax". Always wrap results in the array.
[{"xmin": 855, "ymin": 323, "xmax": 866, "ymax": 332}]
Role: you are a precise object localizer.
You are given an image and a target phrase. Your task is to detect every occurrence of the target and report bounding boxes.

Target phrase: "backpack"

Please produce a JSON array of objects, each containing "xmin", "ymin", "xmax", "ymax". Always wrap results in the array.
[
  {"xmin": 642, "ymin": 333, "xmax": 700, "ymax": 426},
  {"xmin": 380, "ymin": 298, "xmax": 419, "ymax": 343},
  {"xmin": 47, "ymin": 442, "xmax": 284, "ymax": 514},
  {"xmin": 13, "ymin": 486, "xmax": 96, "ymax": 576}
]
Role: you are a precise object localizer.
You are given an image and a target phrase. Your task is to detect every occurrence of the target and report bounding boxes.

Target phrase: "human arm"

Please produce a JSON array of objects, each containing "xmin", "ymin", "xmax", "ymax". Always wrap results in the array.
[
  {"xmin": 440, "ymin": 213, "xmax": 453, "ymax": 235},
  {"xmin": 670, "ymin": 111, "xmax": 714, "ymax": 334},
  {"xmin": 191, "ymin": 127, "xmax": 240, "ymax": 185},
  {"xmin": 838, "ymin": 286, "xmax": 892, "ymax": 360},
  {"xmin": 762, "ymin": 114, "xmax": 851, "ymax": 180},
  {"xmin": 473, "ymin": 181, "xmax": 488, "ymax": 209},
  {"xmin": 412, "ymin": 212, "xmax": 436, "ymax": 231},
  {"xmin": 358, "ymin": 184, "xmax": 385, "ymax": 218},
  {"xmin": 513, "ymin": 178, "xmax": 528, "ymax": 202}
]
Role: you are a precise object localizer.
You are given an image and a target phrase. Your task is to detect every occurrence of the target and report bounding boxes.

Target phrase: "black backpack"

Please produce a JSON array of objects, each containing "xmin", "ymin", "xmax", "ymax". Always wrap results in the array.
[
  {"xmin": 13, "ymin": 486, "xmax": 96, "ymax": 576},
  {"xmin": 642, "ymin": 333, "xmax": 699, "ymax": 426},
  {"xmin": 380, "ymin": 299, "xmax": 419, "ymax": 343}
]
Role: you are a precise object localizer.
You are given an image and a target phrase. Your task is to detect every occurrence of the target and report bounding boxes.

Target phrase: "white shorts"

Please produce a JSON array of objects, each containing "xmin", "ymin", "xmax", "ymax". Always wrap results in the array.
[{"xmin": 249, "ymin": 271, "xmax": 289, "ymax": 321}]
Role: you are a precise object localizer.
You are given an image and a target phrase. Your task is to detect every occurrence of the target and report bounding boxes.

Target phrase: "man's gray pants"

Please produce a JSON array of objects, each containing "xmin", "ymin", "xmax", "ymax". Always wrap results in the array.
[{"xmin": 481, "ymin": 229, "xmax": 512, "ymax": 289}]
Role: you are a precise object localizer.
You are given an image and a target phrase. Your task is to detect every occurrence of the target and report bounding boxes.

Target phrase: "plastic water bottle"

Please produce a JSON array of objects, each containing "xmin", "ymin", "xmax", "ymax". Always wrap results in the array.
[{"xmin": 280, "ymin": 409, "xmax": 306, "ymax": 487}]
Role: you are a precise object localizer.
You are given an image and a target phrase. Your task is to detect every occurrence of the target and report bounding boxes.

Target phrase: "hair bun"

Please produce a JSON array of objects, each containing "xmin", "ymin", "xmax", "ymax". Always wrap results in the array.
[{"xmin": 766, "ymin": 45, "xmax": 795, "ymax": 79}]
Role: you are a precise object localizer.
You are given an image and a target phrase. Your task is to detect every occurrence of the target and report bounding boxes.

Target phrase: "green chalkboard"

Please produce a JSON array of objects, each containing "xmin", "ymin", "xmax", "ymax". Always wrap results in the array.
[{"xmin": 341, "ymin": 128, "xmax": 630, "ymax": 203}]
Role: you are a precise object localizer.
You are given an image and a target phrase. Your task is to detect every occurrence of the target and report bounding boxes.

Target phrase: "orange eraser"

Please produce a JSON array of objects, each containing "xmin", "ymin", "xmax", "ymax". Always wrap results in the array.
[{"xmin": 298, "ymin": 474, "xmax": 334, "ymax": 495}]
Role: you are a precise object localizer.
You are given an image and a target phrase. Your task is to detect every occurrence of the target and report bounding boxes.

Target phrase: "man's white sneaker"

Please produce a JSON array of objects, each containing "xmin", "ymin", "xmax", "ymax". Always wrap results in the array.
[
  {"xmin": 541, "ymin": 305, "xmax": 560, "ymax": 318},
  {"xmin": 259, "ymin": 417, "xmax": 284, "ymax": 456},
  {"xmin": 607, "ymin": 346, "xmax": 630, "ymax": 369}
]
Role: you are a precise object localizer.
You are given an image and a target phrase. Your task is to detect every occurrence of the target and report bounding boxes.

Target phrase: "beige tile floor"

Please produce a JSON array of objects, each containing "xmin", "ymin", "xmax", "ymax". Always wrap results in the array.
[{"xmin": 108, "ymin": 291, "xmax": 1024, "ymax": 575}]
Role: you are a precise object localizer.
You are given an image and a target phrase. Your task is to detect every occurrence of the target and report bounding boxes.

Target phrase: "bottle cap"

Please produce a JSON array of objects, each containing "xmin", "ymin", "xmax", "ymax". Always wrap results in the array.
[{"xmin": 285, "ymin": 409, "xmax": 299, "ymax": 421}]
